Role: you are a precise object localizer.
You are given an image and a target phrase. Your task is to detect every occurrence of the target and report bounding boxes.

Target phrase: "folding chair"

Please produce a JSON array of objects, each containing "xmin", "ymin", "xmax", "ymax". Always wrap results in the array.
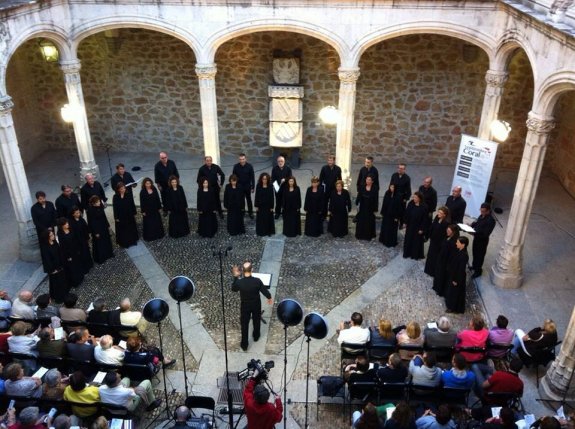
[
  {"xmin": 316, "ymin": 375, "xmax": 345, "ymax": 421},
  {"xmin": 186, "ymin": 396, "xmax": 217, "ymax": 428}
]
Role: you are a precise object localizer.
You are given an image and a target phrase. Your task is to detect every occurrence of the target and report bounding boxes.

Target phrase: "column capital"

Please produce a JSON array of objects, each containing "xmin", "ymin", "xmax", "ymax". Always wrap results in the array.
[
  {"xmin": 0, "ymin": 96, "xmax": 14, "ymax": 114},
  {"xmin": 196, "ymin": 63, "xmax": 217, "ymax": 80},
  {"xmin": 60, "ymin": 59, "xmax": 82, "ymax": 75},
  {"xmin": 338, "ymin": 68, "xmax": 360, "ymax": 83},
  {"xmin": 485, "ymin": 70, "xmax": 508, "ymax": 96},
  {"xmin": 526, "ymin": 111, "xmax": 555, "ymax": 135}
]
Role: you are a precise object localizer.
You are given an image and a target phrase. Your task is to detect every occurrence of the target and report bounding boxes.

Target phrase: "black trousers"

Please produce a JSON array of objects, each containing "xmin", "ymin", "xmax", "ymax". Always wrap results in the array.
[
  {"xmin": 472, "ymin": 236, "xmax": 489, "ymax": 273},
  {"xmin": 214, "ymin": 187, "xmax": 223, "ymax": 214},
  {"xmin": 240, "ymin": 186, "xmax": 253, "ymax": 215},
  {"xmin": 275, "ymin": 189, "xmax": 284, "ymax": 216},
  {"xmin": 240, "ymin": 301, "xmax": 261, "ymax": 349}
]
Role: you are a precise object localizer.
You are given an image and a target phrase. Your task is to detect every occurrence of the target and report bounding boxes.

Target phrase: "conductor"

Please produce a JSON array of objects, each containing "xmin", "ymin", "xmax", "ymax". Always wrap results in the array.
[{"xmin": 232, "ymin": 262, "xmax": 273, "ymax": 351}]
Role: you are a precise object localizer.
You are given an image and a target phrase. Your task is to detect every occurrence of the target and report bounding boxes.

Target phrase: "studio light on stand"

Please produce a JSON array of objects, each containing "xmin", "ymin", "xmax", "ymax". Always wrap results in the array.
[
  {"xmin": 490, "ymin": 119, "xmax": 512, "ymax": 143},
  {"xmin": 319, "ymin": 105, "xmax": 339, "ymax": 125},
  {"xmin": 143, "ymin": 298, "xmax": 171, "ymax": 424},
  {"xmin": 303, "ymin": 312, "xmax": 328, "ymax": 429},
  {"xmin": 276, "ymin": 299, "xmax": 303, "ymax": 429},
  {"xmin": 168, "ymin": 276, "xmax": 195, "ymax": 399},
  {"xmin": 212, "ymin": 245, "xmax": 234, "ymax": 429}
]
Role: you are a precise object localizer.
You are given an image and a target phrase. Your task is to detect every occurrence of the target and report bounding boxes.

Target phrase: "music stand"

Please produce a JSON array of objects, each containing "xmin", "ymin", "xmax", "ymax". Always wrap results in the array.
[
  {"xmin": 303, "ymin": 312, "xmax": 328, "ymax": 429},
  {"xmin": 277, "ymin": 299, "xmax": 303, "ymax": 429},
  {"xmin": 168, "ymin": 275, "xmax": 195, "ymax": 399},
  {"xmin": 143, "ymin": 298, "xmax": 171, "ymax": 424}
]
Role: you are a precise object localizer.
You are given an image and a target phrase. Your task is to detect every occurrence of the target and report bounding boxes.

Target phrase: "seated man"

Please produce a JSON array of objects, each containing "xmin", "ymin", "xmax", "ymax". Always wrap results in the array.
[
  {"xmin": 87, "ymin": 297, "xmax": 121, "ymax": 325},
  {"xmin": 471, "ymin": 356, "xmax": 524, "ymax": 403},
  {"xmin": 42, "ymin": 368, "xmax": 67, "ymax": 400},
  {"xmin": 10, "ymin": 291, "xmax": 35, "ymax": 320},
  {"xmin": 66, "ymin": 328, "xmax": 96, "ymax": 362},
  {"xmin": 171, "ymin": 406, "xmax": 191, "ymax": 428},
  {"xmin": 377, "ymin": 353, "xmax": 408, "ymax": 384},
  {"xmin": 456, "ymin": 315, "xmax": 489, "ymax": 363},
  {"xmin": 344, "ymin": 355, "xmax": 378, "ymax": 382},
  {"xmin": 98, "ymin": 371, "xmax": 162, "ymax": 412},
  {"xmin": 424, "ymin": 316, "xmax": 457, "ymax": 348},
  {"xmin": 408, "ymin": 352, "xmax": 442, "ymax": 387},
  {"xmin": 119, "ymin": 298, "xmax": 148, "ymax": 334},
  {"xmin": 337, "ymin": 312, "xmax": 370, "ymax": 349},
  {"xmin": 4, "ymin": 362, "xmax": 42, "ymax": 398},
  {"xmin": 487, "ymin": 315, "xmax": 514, "ymax": 359},
  {"xmin": 441, "ymin": 353, "xmax": 475, "ymax": 389},
  {"xmin": 35, "ymin": 294, "xmax": 60, "ymax": 319},
  {"xmin": 59, "ymin": 293, "xmax": 87, "ymax": 328},
  {"xmin": 37, "ymin": 327, "xmax": 66, "ymax": 358},
  {"xmin": 0, "ymin": 291, "xmax": 12, "ymax": 331},
  {"xmin": 94, "ymin": 334, "xmax": 125, "ymax": 365},
  {"xmin": 123, "ymin": 336, "xmax": 175, "ymax": 375},
  {"xmin": 7, "ymin": 321, "xmax": 39, "ymax": 357},
  {"xmin": 63, "ymin": 371, "xmax": 100, "ymax": 420}
]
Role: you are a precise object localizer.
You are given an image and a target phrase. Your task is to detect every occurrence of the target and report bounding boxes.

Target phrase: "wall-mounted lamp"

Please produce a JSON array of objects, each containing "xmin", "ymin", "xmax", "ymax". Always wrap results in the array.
[
  {"xmin": 61, "ymin": 103, "xmax": 79, "ymax": 123},
  {"xmin": 319, "ymin": 105, "xmax": 339, "ymax": 125},
  {"xmin": 39, "ymin": 40, "xmax": 59, "ymax": 63},
  {"xmin": 490, "ymin": 119, "xmax": 512, "ymax": 142}
]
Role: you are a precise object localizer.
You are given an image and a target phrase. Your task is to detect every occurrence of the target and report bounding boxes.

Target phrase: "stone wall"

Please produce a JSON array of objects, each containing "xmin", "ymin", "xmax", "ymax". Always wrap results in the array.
[
  {"xmin": 215, "ymin": 32, "xmax": 339, "ymax": 159},
  {"xmin": 78, "ymin": 29, "xmax": 202, "ymax": 154},
  {"xmin": 546, "ymin": 91, "xmax": 575, "ymax": 198}
]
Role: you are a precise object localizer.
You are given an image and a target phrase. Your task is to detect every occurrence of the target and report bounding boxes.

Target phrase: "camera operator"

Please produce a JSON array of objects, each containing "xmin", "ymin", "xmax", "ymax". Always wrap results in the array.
[{"xmin": 243, "ymin": 368, "xmax": 282, "ymax": 429}]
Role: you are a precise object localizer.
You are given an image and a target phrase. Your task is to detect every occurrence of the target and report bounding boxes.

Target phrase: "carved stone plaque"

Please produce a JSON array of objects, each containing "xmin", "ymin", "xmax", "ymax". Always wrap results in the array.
[
  {"xmin": 269, "ymin": 122, "xmax": 303, "ymax": 147},
  {"xmin": 269, "ymin": 99, "xmax": 302, "ymax": 122},
  {"xmin": 268, "ymin": 85, "xmax": 304, "ymax": 98},
  {"xmin": 273, "ymin": 58, "xmax": 300, "ymax": 84}
]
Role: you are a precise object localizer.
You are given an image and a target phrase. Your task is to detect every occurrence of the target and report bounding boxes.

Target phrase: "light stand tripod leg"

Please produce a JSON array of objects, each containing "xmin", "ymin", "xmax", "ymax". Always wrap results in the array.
[
  {"xmin": 304, "ymin": 336, "xmax": 311, "ymax": 429},
  {"xmin": 283, "ymin": 325, "xmax": 288, "ymax": 429},
  {"xmin": 176, "ymin": 301, "xmax": 190, "ymax": 398},
  {"xmin": 157, "ymin": 321, "xmax": 171, "ymax": 421}
]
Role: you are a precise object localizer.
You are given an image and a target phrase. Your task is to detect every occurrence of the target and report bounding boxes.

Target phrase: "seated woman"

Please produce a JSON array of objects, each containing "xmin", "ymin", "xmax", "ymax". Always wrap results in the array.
[
  {"xmin": 512, "ymin": 318, "xmax": 558, "ymax": 365},
  {"xmin": 396, "ymin": 321, "xmax": 424, "ymax": 360},
  {"xmin": 384, "ymin": 402, "xmax": 416, "ymax": 429},
  {"xmin": 123, "ymin": 336, "xmax": 176, "ymax": 377},
  {"xmin": 4, "ymin": 362, "xmax": 42, "ymax": 398},
  {"xmin": 370, "ymin": 319, "xmax": 397, "ymax": 360},
  {"xmin": 42, "ymin": 368, "xmax": 68, "ymax": 400},
  {"xmin": 352, "ymin": 402, "xmax": 384, "ymax": 429},
  {"xmin": 456, "ymin": 315, "xmax": 489, "ymax": 363},
  {"xmin": 63, "ymin": 371, "xmax": 100, "ymax": 421}
]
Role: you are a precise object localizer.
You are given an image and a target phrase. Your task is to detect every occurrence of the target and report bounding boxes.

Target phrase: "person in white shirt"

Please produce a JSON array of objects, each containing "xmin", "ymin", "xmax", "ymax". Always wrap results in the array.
[
  {"xmin": 10, "ymin": 291, "xmax": 35, "ymax": 320},
  {"xmin": 337, "ymin": 312, "xmax": 370, "ymax": 345},
  {"xmin": 0, "ymin": 291, "xmax": 12, "ymax": 330},
  {"xmin": 119, "ymin": 298, "xmax": 148, "ymax": 334},
  {"xmin": 7, "ymin": 321, "xmax": 39, "ymax": 357},
  {"xmin": 94, "ymin": 335, "xmax": 124, "ymax": 365},
  {"xmin": 99, "ymin": 371, "xmax": 161, "ymax": 412}
]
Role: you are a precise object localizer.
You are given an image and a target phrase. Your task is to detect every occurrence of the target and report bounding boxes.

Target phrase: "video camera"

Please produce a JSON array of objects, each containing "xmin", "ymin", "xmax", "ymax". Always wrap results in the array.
[{"xmin": 238, "ymin": 358, "xmax": 275, "ymax": 382}]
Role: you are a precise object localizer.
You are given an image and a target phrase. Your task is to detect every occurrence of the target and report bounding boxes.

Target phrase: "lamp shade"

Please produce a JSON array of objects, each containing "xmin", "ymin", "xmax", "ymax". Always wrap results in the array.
[
  {"xmin": 303, "ymin": 312, "xmax": 328, "ymax": 340},
  {"xmin": 319, "ymin": 106, "xmax": 339, "ymax": 125},
  {"xmin": 168, "ymin": 276, "xmax": 195, "ymax": 302},
  {"xmin": 277, "ymin": 299, "xmax": 303, "ymax": 327},
  {"xmin": 142, "ymin": 298, "xmax": 169, "ymax": 323}
]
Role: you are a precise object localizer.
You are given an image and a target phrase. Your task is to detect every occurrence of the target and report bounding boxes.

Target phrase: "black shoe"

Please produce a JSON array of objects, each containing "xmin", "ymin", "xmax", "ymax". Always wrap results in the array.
[
  {"xmin": 241, "ymin": 345, "xmax": 248, "ymax": 352},
  {"xmin": 163, "ymin": 359, "xmax": 176, "ymax": 369},
  {"xmin": 146, "ymin": 399, "xmax": 162, "ymax": 412},
  {"xmin": 274, "ymin": 213, "xmax": 280, "ymax": 220},
  {"xmin": 253, "ymin": 335, "xmax": 260, "ymax": 342}
]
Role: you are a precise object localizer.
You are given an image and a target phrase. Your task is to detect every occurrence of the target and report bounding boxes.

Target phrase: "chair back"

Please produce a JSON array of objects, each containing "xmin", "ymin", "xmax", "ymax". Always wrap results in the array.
[
  {"xmin": 441, "ymin": 386, "xmax": 470, "ymax": 406},
  {"xmin": 122, "ymin": 362, "xmax": 154, "ymax": 383},
  {"xmin": 38, "ymin": 356, "xmax": 68, "ymax": 372},
  {"xmin": 407, "ymin": 383, "xmax": 440, "ymax": 404},
  {"xmin": 368, "ymin": 344, "xmax": 396, "ymax": 361},
  {"xmin": 378, "ymin": 382, "xmax": 407, "ymax": 402},
  {"xmin": 348, "ymin": 381, "xmax": 378, "ymax": 403},
  {"xmin": 424, "ymin": 345, "xmax": 454, "ymax": 363},
  {"xmin": 341, "ymin": 342, "xmax": 368, "ymax": 358},
  {"xmin": 186, "ymin": 396, "xmax": 216, "ymax": 411},
  {"xmin": 317, "ymin": 376, "xmax": 345, "ymax": 399},
  {"xmin": 486, "ymin": 343, "xmax": 513, "ymax": 360},
  {"xmin": 485, "ymin": 391, "xmax": 522, "ymax": 409}
]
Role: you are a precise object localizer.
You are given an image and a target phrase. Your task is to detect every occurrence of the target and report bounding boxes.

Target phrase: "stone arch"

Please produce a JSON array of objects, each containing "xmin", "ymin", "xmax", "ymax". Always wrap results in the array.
[
  {"xmin": 350, "ymin": 22, "xmax": 496, "ymax": 67},
  {"xmin": 492, "ymin": 31, "xmax": 538, "ymax": 80},
  {"xmin": 534, "ymin": 71, "xmax": 575, "ymax": 116},
  {"xmin": 72, "ymin": 16, "xmax": 201, "ymax": 60},
  {"xmin": 205, "ymin": 19, "xmax": 349, "ymax": 65}
]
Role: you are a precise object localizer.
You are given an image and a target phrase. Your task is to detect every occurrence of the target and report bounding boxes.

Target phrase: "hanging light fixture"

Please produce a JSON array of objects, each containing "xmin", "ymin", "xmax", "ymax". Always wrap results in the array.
[
  {"xmin": 319, "ymin": 105, "xmax": 339, "ymax": 125},
  {"xmin": 490, "ymin": 120, "xmax": 512, "ymax": 142},
  {"xmin": 39, "ymin": 40, "xmax": 59, "ymax": 63}
]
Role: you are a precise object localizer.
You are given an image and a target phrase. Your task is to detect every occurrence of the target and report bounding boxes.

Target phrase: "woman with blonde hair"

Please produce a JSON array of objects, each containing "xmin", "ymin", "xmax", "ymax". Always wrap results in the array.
[
  {"xmin": 513, "ymin": 318, "xmax": 558, "ymax": 364},
  {"xmin": 396, "ymin": 321, "xmax": 424, "ymax": 360}
]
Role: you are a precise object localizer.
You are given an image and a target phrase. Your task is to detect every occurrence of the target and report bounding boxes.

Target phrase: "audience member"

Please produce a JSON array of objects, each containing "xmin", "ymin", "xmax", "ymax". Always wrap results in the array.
[
  {"xmin": 384, "ymin": 402, "xmax": 416, "ymax": 429},
  {"xmin": 63, "ymin": 371, "xmax": 100, "ymax": 420},
  {"xmin": 471, "ymin": 356, "xmax": 523, "ymax": 403},
  {"xmin": 34, "ymin": 294, "xmax": 59, "ymax": 319},
  {"xmin": 37, "ymin": 327, "xmax": 66, "ymax": 358},
  {"xmin": 5, "ymin": 406, "xmax": 47, "ymax": 429},
  {"xmin": 59, "ymin": 293, "xmax": 87, "ymax": 325},
  {"xmin": 99, "ymin": 371, "xmax": 162, "ymax": 412},
  {"xmin": 344, "ymin": 355, "xmax": 378, "ymax": 382},
  {"xmin": 352, "ymin": 402, "xmax": 384, "ymax": 429},
  {"xmin": 370, "ymin": 318, "xmax": 397, "ymax": 348},
  {"xmin": 512, "ymin": 319, "xmax": 558, "ymax": 364},
  {"xmin": 66, "ymin": 328, "xmax": 96, "ymax": 362},
  {"xmin": 90, "ymin": 416, "xmax": 110, "ymax": 429},
  {"xmin": 416, "ymin": 405, "xmax": 456, "ymax": 429},
  {"xmin": 441, "ymin": 353, "xmax": 475, "ymax": 389},
  {"xmin": 481, "ymin": 407, "xmax": 518, "ymax": 429},
  {"xmin": 4, "ymin": 362, "xmax": 42, "ymax": 398},
  {"xmin": 0, "ymin": 363, "xmax": 5, "ymax": 395},
  {"xmin": 397, "ymin": 321, "xmax": 424, "ymax": 360},
  {"xmin": 171, "ymin": 406, "xmax": 191, "ymax": 428},
  {"xmin": 0, "ymin": 291, "xmax": 12, "ymax": 330},
  {"xmin": 119, "ymin": 298, "xmax": 148, "ymax": 334},
  {"xmin": 87, "ymin": 297, "xmax": 121, "ymax": 327},
  {"xmin": 11, "ymin": 291, "xmax": 35, "ymax": 320},
  {"xmin": 337, "ymin": 312, "xmax": 370, "ymax": 347},
  {"xmin": 7, "ymin": 321, "xmax": 39, "ymax": 357},
  {"xmin": 53, "ymin": 414, "xmax": 73, "ymax": 429},
  {"xmin": 424, "ymin": 316, "xmax": 456, "ymax": 348},
  {"xmin": 408, "ymin": 352, "xmax": 441, "ymax": 387},
  {"xmin": 456, "ymin": 315, "xmax": 489, "ymax": 363},
  {"xmin": 42, "ymin": 368, "xmax": 68, "ymax": 400},
  {"xmin": 123, "ymin": 335, "xmax": 175, "ymax": 374},
  {"xmin": 377, "ymin": 353, "xmax": 408, "ymax": 383},
  {"xmin": 94, "ymin": 334, "xmax": 125, "ymax": 365},
  {"xmin": 487, "ymin": 315, "xmax": 514, "ymax": 359}
]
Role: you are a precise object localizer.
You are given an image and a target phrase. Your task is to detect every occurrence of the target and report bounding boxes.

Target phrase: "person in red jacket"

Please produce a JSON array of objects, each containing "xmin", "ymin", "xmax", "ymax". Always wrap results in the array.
[{"xmin": 243, "ymin": 371, "xmax": 282, "ymax": 429}]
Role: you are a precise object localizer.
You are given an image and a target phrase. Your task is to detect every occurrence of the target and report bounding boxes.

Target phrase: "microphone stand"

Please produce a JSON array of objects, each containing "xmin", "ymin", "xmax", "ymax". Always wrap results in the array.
[
  {"xmin": 175, "ymin": 300, "xmax": 190, "ymax": 398},
  {"xmin": 213, "ymin": 245, "xmax": 234, "ymax": 429}
]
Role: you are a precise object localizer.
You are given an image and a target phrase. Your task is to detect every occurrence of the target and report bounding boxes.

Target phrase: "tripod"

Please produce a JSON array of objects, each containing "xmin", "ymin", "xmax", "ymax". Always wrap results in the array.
[
  {"xmin": 145, "ymin": 321, "xmax": 171, "ymax": 428},
  {"xmin": 175, "ymin": 300, "xmax": 190, "ymax": 398}
]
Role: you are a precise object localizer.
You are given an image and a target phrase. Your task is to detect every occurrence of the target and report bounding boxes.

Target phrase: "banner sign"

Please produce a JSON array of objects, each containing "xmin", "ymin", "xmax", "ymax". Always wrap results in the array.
[{"xmin": 451, "ymin": 134, "xmax": 499, "ymax": 218}]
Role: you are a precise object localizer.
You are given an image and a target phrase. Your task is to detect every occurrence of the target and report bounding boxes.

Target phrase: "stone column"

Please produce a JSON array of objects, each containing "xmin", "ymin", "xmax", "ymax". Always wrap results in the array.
[
  {"xmin": 60, "ymin": 60, "xmax": 100, "ymax": 181},
  {"xmin": 490, "ymin": 111, "xmax": 555, "ymax": 288},
  {"xmin": 335, "ymin": 68, "xmax": 360, "ymax": 189},
  {"xmin": 477, "ymin": 70, "xmax": 509, "ymax": 140},
  {"xmin": 540, "ymin": 306, "xmax": 575, "ymax": 401},
  {"xmin": 196, "ymin": 63, "xmax": 220, "ymax": 165},
  {"xmin": 0, "ymin": 96, "xmax": 39, "ymax": 261}
]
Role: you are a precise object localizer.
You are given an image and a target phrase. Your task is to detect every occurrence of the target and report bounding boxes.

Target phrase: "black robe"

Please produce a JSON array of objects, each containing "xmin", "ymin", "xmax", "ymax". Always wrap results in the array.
[
  {"xmin": 165, "ymin": 185, "xmax": 190, "ymax": 238},
  {"xmin": 69, "ymin": 216, "xmax": 93, "ymax": 274},
  {"xmin": 432, "ymin": 236, "xmax": 458, "ymax": 296},
  {"xmin": 304, "ymin": 187, "xmax": 324, "ymax": 237},
  {"xmin": 111, "ymin": 172, "xmax": 136, "ymax": 197},
  {"xmin": 40, "ymin": 241, "xmax": 69, "ymax": 304},
  {"xmin": 282, "ymin": 186, "xmax": 301, "ymax": 237},
  {"xmin": 31, "ymin": 202, "xmax": 57, "ymax": 236},
  {"xmin": 379, "ymin": 190, "xmax": 404, "ymax": 247},
  {"xmin": 424, "ymin": 217, "xmax": 448, "ymax": 276},
  {"xmin": 197, "ymin": 188, "xmax": 218, "ymax": 238},
  {"xmin": 254, "ymin": 185, "xmax": 275, "ymax": 236},
  {"xmin": 355, "ymin": 185, "xmax": 378, "ymax": 241},
  {"xmin": 224, "ymin": 184, "xmax": 245, "ymax": 236},
  {"xmin": 328, "ymin": 190, "xmax": 351, "ymax": 238},
  {"xmin": 113, "ymin": 193, "xmax": 139, "ymax": 247},
  {"xmin": 271, "ymin": 165, "xmax": 292, "ymax": 215},
  {"xmin": 57, "ymin": 230, "xmax": 84, "ymax": 288},
  {"xmin": 140, "ymin": 188, "xmax": 165, "ymax": 241},
  {"xmin": 80, "ymin": 182, "xmax": 107, "ymax": 210},
  {"xmin": 403, "ymin": 201, "xmax": 428, "ymax": 259},
  {"xmin": 445, "ymin": 196, "xmax": 467, "ymax": 225},
  {"xmin": 87, "ymin": 205, "xmax": 114, "ymax": 264},
  {"xmin": 445, "ymin": 248, "xmax": 469, "ymax": 313},
  {"xmin": 55, "ymin": 193, "xmax": 82, "ymax": 219}
]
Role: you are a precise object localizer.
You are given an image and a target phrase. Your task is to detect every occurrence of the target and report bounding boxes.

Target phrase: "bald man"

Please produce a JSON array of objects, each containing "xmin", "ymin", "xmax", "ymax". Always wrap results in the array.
[
  {"xmin": 80, "ymin": 173, "xmax": 107, "ymax": 210},
  {"xmin": 11, "ymin": 291, "xmax": 35, "ymax": 319},
  {"xmin": 445, "ymin": 186, "xmax": 467, "ymax": 225},
  {"xmin": 271, "ymin": 156, "xmax": 292, "ymax": 219},
  {"xmin": 154, "ymin": 152, "xmax": 179, "ymax": 213}
]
